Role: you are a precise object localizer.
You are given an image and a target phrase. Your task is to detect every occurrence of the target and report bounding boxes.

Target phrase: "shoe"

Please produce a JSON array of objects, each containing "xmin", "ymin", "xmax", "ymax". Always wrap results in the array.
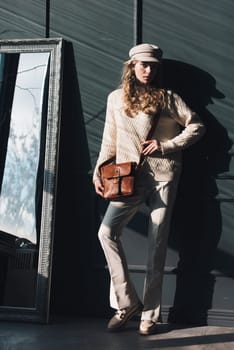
[
  {"xmin": 107, "ymin": 302, "xmax": 143, "ymax": 332},
  {"xmin": 138, "ymin": 320, "xmax": 157, "ymax": 335}
]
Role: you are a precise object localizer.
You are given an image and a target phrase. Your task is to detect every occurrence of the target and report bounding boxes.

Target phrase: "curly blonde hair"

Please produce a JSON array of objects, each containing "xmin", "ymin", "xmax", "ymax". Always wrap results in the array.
[{"xmin": 120, "ymin": 61, "xmax": 165, "ymax": 117}]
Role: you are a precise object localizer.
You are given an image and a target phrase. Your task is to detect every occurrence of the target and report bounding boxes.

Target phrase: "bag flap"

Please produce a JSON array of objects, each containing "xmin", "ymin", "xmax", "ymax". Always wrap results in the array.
[{"xmin": 101, "ymin": 162, "xmax": 135, "ymax": 178}]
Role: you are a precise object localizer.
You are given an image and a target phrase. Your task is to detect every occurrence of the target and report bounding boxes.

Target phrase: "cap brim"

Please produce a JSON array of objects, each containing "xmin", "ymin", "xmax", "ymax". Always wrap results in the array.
[{"xmin": 125, "ymin": 57, "xmax": 160, "ymax": 64}]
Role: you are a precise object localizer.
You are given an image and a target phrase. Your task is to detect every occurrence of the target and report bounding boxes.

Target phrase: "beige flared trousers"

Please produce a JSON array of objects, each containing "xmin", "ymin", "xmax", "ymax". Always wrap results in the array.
[{"xmin": 98, "ymin": 177, "xmax": 179, "ymax": 322}]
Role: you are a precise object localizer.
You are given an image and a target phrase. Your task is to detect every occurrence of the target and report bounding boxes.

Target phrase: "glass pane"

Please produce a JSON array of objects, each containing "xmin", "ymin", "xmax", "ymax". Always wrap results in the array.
[{"xmin": 0, "ymin": 52, "xmax": 50, "ymax": 245}]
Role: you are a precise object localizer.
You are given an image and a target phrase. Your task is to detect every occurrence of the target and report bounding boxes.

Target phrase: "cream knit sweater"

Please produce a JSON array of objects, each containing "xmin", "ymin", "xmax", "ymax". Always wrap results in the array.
[{"xmin": 93, "ymin": 88, "xmax": 206, "ymax": 182}]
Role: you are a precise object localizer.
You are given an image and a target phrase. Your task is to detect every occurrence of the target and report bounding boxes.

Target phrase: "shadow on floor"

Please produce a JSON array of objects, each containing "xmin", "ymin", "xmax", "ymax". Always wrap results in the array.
[{"xmin": 0, "ymin": 317, "xmax": 234, "ymax": 350}]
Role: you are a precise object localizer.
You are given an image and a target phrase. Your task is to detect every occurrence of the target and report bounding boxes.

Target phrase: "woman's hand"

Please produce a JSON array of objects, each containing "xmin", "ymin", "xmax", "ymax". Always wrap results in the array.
[
  {"xmin": 141, "ymin": 139, "xmax": 161, "ymax": 156},
  {"xmin": 94, "ymin": 178, "xmax": 104, "ymax": 197}
]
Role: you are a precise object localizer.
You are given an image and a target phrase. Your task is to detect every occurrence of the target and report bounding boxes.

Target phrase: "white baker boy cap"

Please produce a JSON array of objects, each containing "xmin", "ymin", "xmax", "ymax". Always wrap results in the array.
[{"xmin": 127, "ymin": 43, "xmax": 163, "ymax": 63}]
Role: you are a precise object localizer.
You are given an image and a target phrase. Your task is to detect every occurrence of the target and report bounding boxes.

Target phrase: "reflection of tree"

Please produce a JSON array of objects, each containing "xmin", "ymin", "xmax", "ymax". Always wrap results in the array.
[
  {"xmin": 0, "ymin": 106, "xmax": 40, "ymax": 240},
  {"xmin": 15, "ymin": 85, "xmax": 40, "ymax": 115}
]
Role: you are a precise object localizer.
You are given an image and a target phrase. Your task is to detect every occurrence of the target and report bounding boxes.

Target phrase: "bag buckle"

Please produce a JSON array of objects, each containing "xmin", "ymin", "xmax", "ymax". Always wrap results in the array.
[{"xmin": 112, "ymin": 167, "xmax": 120, "ymax": 183}]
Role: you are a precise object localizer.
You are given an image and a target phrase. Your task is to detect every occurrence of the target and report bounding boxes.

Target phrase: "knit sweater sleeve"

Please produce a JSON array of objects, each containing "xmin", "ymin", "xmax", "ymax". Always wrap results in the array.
[
  {"xmin": 93, "ymin": 92, "xmax": 117, "ymax": 182},
  {"xmin": 160, "ymin": 92, "xmax": 206, "ymax": 154}
]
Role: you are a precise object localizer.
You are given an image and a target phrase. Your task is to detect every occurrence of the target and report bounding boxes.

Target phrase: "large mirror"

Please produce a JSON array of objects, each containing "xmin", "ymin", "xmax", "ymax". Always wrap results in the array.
[{"xmin": 0, "ymin": 38, "xmax": 63, "ymax": 322}]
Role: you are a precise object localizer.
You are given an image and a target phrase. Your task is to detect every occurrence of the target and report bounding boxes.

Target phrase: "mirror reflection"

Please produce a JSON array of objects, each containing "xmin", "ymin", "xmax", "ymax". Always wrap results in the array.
[{"xmin": 0, "ymin": 51, "xmax": 50, "ymax": 308}]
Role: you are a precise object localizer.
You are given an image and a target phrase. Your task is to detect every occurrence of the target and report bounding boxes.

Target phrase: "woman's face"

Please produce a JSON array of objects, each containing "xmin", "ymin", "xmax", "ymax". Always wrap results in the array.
[{"xmin": 133, "ymin": 61, "xmax": 158, "ymax": 84}]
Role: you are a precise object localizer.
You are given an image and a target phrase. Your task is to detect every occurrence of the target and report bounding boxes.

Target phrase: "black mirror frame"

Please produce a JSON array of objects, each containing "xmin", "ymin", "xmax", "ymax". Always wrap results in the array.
[{"xmin": 0, "ymin": 38, "xmax": 64, "ymax": 323}]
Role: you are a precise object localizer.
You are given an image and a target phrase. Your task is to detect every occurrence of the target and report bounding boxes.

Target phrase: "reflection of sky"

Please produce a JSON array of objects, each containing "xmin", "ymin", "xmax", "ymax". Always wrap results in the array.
[
  {"xmin": 13, "ymin": 54, "xmax": 46, "ymax": 135},
  {"xmin": 0, "ymin": 52, "xmax": 50, "ymax": 244}
]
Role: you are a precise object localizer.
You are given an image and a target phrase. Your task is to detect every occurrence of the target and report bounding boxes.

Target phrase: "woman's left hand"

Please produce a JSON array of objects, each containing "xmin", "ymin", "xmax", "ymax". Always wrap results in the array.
[{"xmin": 141, "ymin": 139, "xmax": 161, "ymax": 155}]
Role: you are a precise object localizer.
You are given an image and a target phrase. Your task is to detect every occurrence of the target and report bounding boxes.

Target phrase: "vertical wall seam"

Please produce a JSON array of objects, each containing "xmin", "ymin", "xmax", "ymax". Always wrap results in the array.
[
  {"xmin": 46, "ymin": 0, "xmax": 50, "ymax": 38},
  {"xmin": 133, "ymin": 0, "xmax": 142, "ymax": 45}
]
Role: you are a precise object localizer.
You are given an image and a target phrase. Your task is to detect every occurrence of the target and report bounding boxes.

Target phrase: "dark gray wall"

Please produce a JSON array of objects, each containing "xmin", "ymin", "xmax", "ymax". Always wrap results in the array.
[{"xmin": 0, "ymin": 0, "xmax": 233, "ymax": 325}]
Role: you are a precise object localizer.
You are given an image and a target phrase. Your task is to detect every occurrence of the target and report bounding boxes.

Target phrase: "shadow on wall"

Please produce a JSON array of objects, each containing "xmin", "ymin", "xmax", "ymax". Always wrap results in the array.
[
  {"xmin": 162, "ymin": 59, "xmax": 233, "ymax": 326},
  {"xmin": 91, "ymin": 59, "xmax": 233, "ymax": 322},
  {"xmin": 50, "ymin": 41, "xmax": 96, "ymax": 316}
]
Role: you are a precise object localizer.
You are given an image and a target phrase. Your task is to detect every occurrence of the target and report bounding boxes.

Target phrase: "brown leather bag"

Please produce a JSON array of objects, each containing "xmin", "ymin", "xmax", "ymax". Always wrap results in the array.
[
  {"xmin": 100, "ymin": 160, "xmax": 137, "ymax": 199},
  {"xmin": 99, "ymin": 105, "xmax": 162, "ymax": 200}
]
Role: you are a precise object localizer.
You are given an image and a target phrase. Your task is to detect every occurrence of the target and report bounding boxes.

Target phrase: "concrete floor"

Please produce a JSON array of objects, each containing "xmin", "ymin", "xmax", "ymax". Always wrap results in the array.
[{"xmin": 1, "ymin": 317, "xmax": 234, "ymax": 350}]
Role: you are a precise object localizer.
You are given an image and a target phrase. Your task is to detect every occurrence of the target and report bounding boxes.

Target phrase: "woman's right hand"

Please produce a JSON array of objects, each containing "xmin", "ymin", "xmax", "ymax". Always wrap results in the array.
[{"xmin": 94, "ymin": 178, "xmax": 104, "ymax": 197}]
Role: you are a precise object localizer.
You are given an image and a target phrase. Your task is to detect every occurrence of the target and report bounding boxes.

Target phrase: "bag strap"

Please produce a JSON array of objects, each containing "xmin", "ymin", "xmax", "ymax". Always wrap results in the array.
[
  {"xmin": 147, "ymin": 106, "xmax": 162, "ymax": 139},
  {"xmin": 138, "ymin": 105, "xmax": 162, "ymax": 168},
  {"xmin": 100, "ymin": 105, "xmax": 162, "ymax": 171}
]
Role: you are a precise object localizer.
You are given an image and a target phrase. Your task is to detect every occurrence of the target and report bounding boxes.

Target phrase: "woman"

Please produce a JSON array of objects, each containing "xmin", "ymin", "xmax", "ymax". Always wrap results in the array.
[{"xmin": 93, "ymin": 43, "xmax": 205, "ymax": 335}]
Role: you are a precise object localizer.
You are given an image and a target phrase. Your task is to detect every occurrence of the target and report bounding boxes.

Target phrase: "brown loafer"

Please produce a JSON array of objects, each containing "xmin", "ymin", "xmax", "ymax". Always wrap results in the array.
[
  {"xmin": 107, "ymin": 302, "xmax": 143, "ymax": 332},
  {"xmin": 138, "ymin": 320, "xmax": 157, "ymax": 335}
]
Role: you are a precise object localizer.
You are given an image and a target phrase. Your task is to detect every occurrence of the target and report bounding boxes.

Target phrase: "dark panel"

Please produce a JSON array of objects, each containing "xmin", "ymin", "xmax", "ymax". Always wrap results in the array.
[
  {"xmin": 0, "ymin": 0, "xmax": 46, "ymax": 38},
  {"xmin": 49, "ymin": 1, "xmax": 136, "ymax": 316},
  {"xmin": 50, "ymin": 0, "xmax": 135, "ymax": 167},
  {"xmin": 142, "ymin": 0, "xmax": 234, "ymax": 144},
  {"xmin": 141, "ymin": 0, "xmax": 234, "ymax": 326}
]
